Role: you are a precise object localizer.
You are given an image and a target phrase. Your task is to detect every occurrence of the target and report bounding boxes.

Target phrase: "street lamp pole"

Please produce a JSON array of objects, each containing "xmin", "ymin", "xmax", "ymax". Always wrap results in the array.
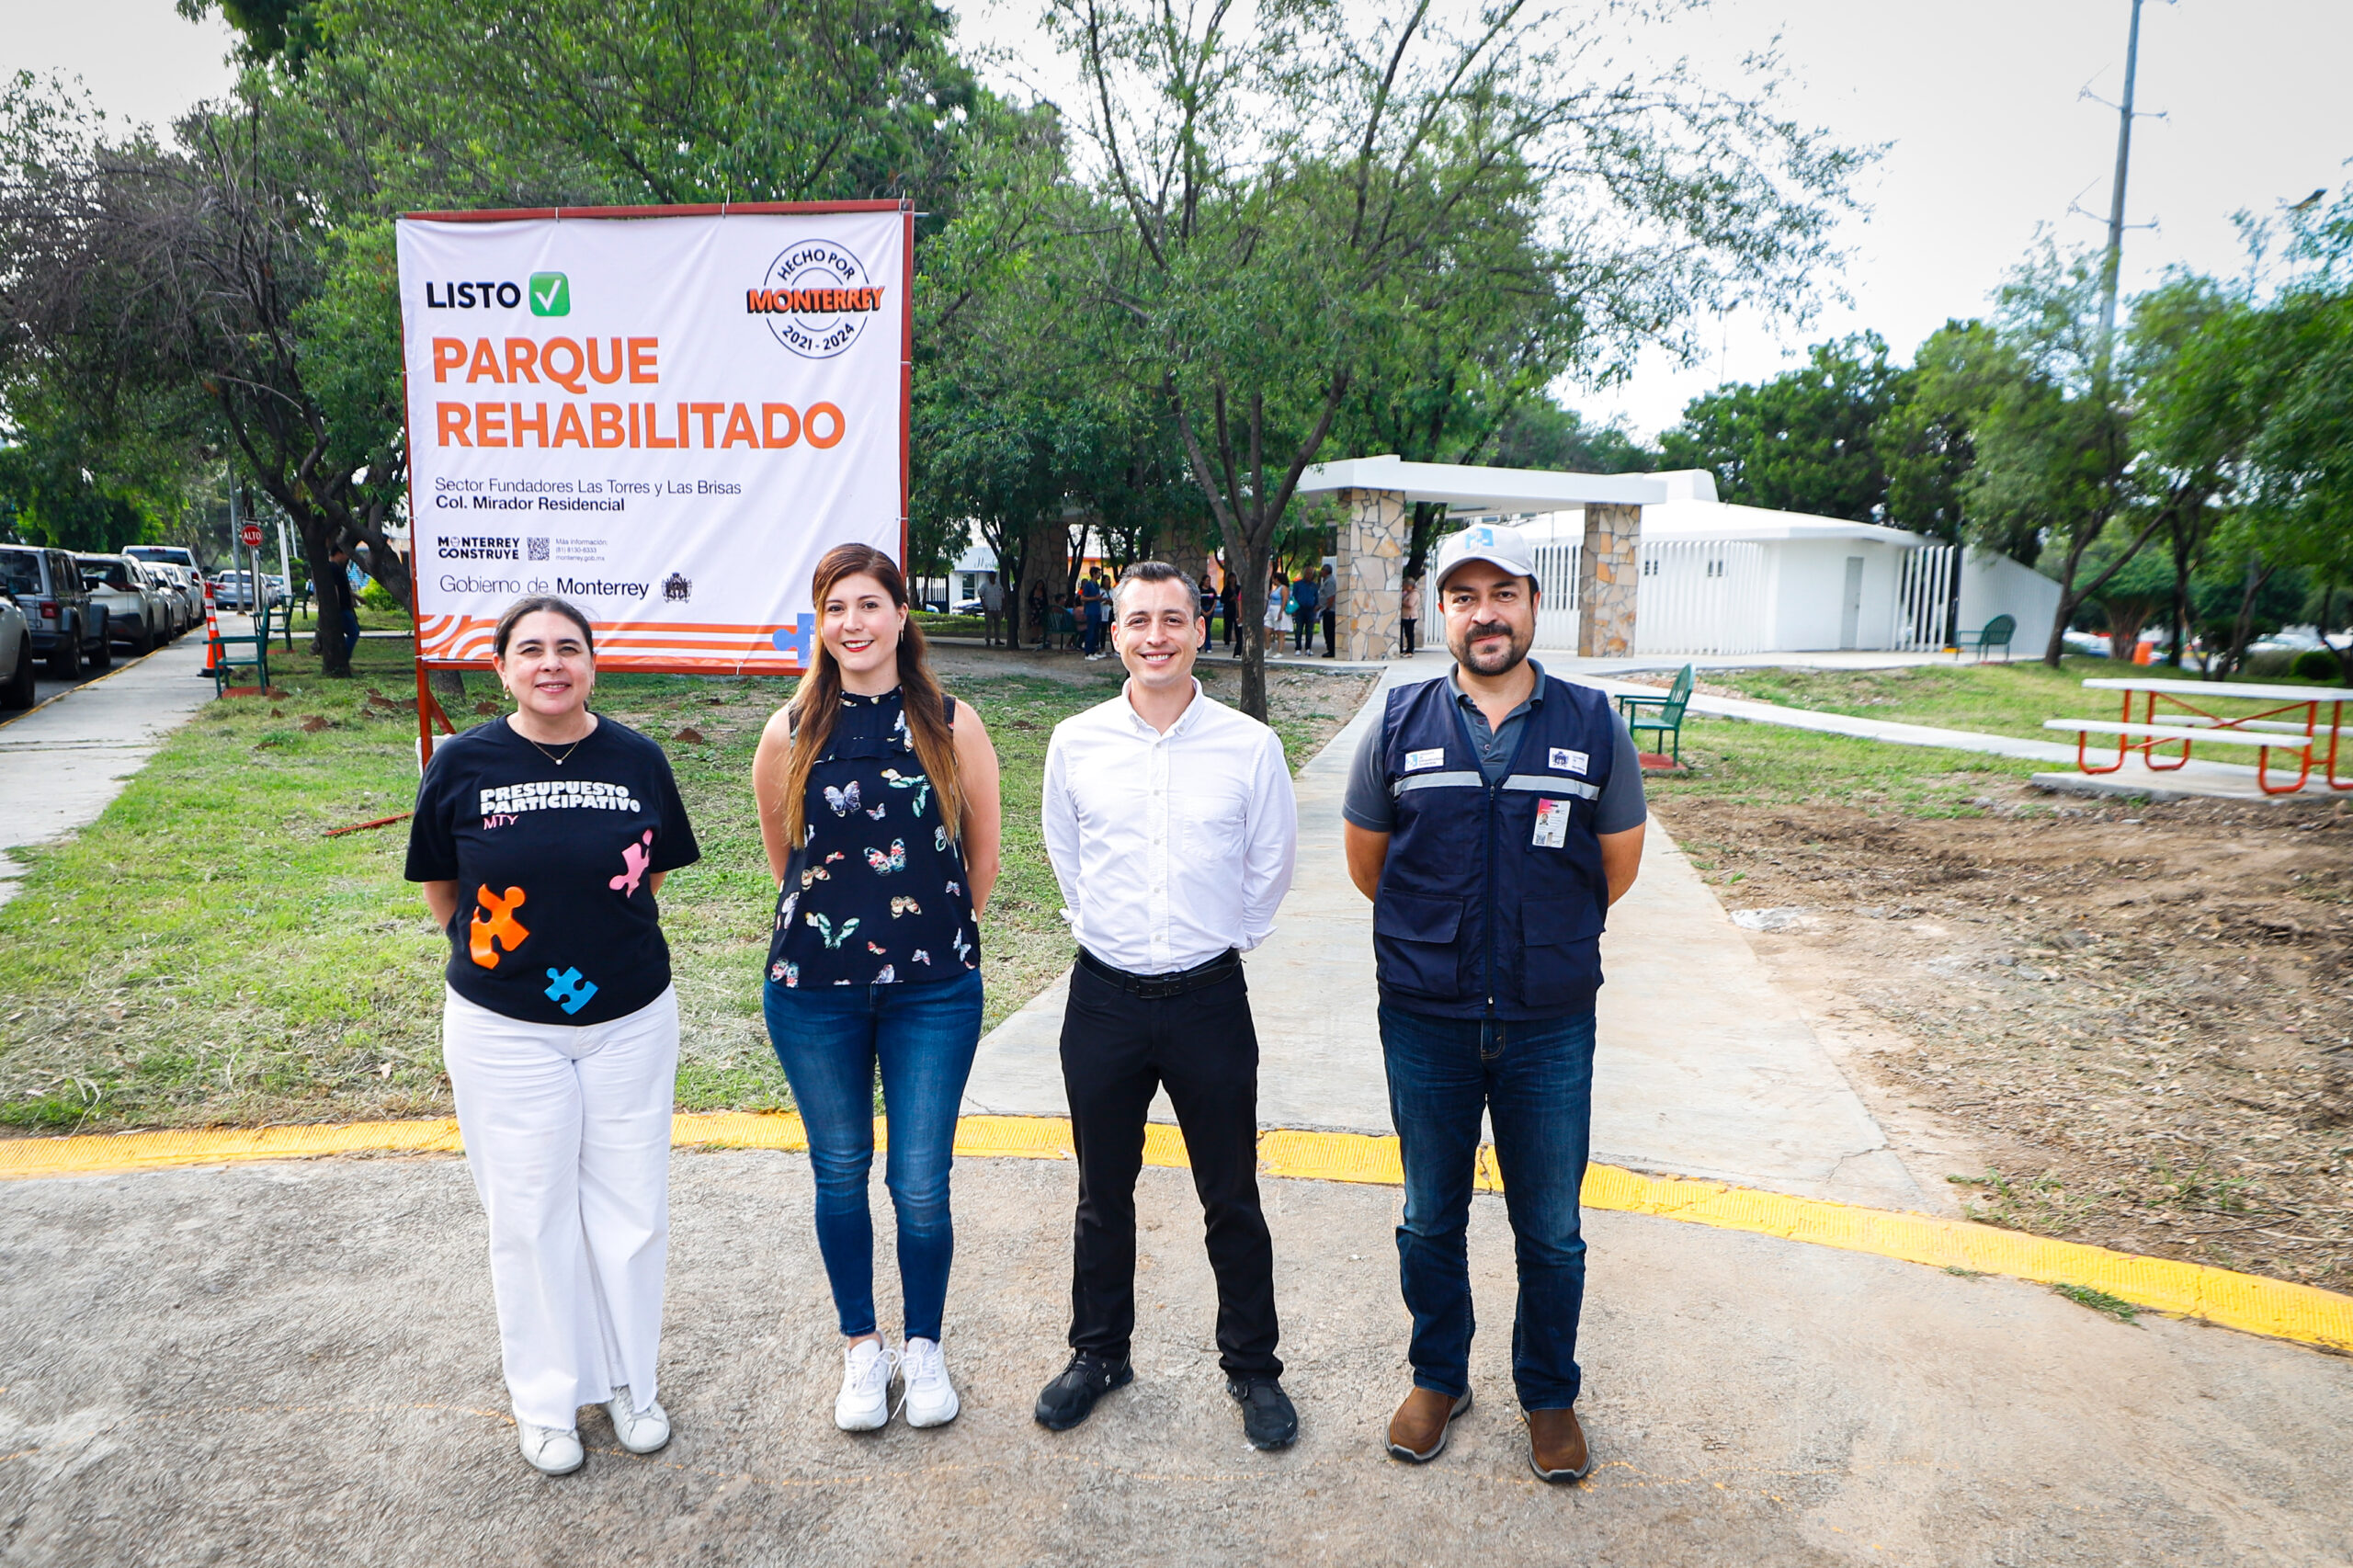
[{"xmin": 2093, "ymin": 0, "xmax": 2146, "ymax": 388}]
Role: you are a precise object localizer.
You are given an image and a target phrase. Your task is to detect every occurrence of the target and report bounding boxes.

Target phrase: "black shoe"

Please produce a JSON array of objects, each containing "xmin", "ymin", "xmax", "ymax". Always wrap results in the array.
[
  {"xmin": 1034, "ymin": 1351, "xmax": 1133, "ymax": 1431},
  {"xmin": 1227, "ymin": 1375, "xmax": 1299, "ymax": 1451}
]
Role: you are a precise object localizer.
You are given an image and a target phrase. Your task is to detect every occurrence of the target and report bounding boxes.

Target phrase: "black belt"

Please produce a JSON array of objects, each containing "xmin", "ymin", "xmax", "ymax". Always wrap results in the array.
[{"xmin": 1076, "ymin": 946, "xmax": 1240, "ymax": 1000}]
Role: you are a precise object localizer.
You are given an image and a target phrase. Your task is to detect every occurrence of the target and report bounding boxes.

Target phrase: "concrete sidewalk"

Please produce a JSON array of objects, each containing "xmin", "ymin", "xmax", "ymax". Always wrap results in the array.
[
  {"xmin": 1, "ymin": 1150, "xmax": 2346, "ymax": 1566},
  {"xmin": 0, "ymin": 633, "xmax": 215, "ymax": 904},
  {"xmin": 964, "ymin": 660, "xmax": 1928, "ymax": 1210}
]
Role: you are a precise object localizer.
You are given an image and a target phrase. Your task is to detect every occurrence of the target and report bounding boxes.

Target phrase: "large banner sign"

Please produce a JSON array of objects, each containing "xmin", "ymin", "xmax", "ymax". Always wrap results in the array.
[{"xmin": 395, "ymin": 204, "xmax": 910, "ymax": 672}]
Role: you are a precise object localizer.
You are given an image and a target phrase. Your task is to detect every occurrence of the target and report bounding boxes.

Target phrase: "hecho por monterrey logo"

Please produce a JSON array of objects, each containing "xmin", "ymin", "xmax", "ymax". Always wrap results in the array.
[{"xmin": 746, "ymin": 239, "xmax": 886, "ymax": 359}]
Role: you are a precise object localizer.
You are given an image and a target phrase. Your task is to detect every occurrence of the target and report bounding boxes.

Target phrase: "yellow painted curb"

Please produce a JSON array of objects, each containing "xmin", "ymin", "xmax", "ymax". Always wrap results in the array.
[{"xmin": 5, "ymin": 1112, "xmax": 2347, "ymax": 1356}]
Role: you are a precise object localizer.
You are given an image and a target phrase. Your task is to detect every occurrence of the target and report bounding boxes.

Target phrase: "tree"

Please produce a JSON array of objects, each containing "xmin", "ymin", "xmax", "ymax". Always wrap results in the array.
[
  {"xmin": 1877, "ymin": 319, "xmax": 2006, "ymax": 548},
  {"xmin": 1487, "ymin": 397, "xmax": 1656, "ymax": 477},
  {"xmin": 1658, "ymin": 333, "xmax": 1905, "ymax": 522},
  {"xmin": 1011, "ymin": 0, "xmax": 1863, "ymax": 716},
  {"xmin": 1959, "ymin": 244, "xmax": 2166, "ymax": 666}
]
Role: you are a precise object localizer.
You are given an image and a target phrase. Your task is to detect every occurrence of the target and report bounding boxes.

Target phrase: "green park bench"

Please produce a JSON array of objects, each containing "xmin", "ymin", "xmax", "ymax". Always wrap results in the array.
[
  {"xmin": 1616, "ymin": 663, "xmax": 1693, "ymax": 764},
  {"xmin": 1955, "ymin": 613, "xmax": 2016, "ymax": 663},
  {"xmin": 209, "ymin": 599, "xmax": 276, "ymax": 697}
]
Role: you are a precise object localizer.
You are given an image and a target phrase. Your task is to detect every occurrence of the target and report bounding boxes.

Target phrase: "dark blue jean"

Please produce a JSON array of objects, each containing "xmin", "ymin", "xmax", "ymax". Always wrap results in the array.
[
  {"xmin": 1378, "ymin": 1004, "xmax": 1596, "ymax": 1410},
  {"xmin": 763, "ymin": 969, "xmax": 983, "ymax": 1342}
]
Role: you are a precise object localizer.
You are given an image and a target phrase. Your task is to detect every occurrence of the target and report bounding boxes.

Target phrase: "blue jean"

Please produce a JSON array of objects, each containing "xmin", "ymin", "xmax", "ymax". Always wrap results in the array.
[
  {"xmin": 763, "ymin": 969, "xmax": 983, "ymax": 1341},
  {"xmin": 1379, "ymin": 1005, "xmax": 1596, "ymax": 1410}
]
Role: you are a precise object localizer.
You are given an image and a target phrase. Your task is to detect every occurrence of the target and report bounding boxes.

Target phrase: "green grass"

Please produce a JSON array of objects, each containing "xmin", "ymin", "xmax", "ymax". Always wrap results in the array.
[
  {"xmin": 1640, "ymin": 713, "xmax": 2044, "ymax": 820},
  {"xmin": 0, "ymin": 635, "xmax": 1347, "ymax": 1132},
  {"xmin": 2049, "ymin": 1283, "xmax": 2141, "ymax": 1324},
  {"xmin": 1689, "ymin": 657, "xmax": 2344, "ymax": 770}
]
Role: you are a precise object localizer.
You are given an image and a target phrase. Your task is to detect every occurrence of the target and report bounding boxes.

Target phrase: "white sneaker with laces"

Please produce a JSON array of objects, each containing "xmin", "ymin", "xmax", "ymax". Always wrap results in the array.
[
  {"xmin": 606, "ymin": 1386, "xmax": 672, "ymax": 1454},
  {"xmin": 835, "ymin": 1338, "xmax": 899, "ymax": 1432},
  {"xmin": 901, "ymin": 1336, "xmax": 960, "ymax": 1428},
  {"xmin": 517, "ymin": 1421, "xmax": 584, "ymax": 1475}
]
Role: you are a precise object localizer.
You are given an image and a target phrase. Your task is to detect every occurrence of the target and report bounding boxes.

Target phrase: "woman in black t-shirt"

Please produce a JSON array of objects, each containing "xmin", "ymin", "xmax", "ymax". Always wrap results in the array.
[
  {"xmin": 405, "ymin": 596, "xmax": 699, "ymax": 1478},
  {"xmin": 753, "ymin": 543, "xmax": 1002, "ymax": 1436}
]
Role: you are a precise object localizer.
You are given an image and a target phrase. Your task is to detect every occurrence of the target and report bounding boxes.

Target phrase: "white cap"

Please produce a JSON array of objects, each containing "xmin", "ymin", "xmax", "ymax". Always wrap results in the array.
[{"xmin": 1431, "ymin": 522, "xmax": 1538, "ymax": 593}]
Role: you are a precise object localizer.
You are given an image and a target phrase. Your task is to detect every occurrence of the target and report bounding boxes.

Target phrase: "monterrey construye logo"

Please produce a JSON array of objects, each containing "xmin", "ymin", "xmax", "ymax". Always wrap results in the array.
[{"xmin": 746, "ymin": 240, "xmax": 884, "ymax": 359}]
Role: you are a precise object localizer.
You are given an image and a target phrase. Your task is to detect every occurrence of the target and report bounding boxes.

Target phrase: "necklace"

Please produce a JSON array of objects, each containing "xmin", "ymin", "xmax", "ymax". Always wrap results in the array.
[{"xmin": 525, "ymin": 734, "xmax": 585, "ymax": 767}]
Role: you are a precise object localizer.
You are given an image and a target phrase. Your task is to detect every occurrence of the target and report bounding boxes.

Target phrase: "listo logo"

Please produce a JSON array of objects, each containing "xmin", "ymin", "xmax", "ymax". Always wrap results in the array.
[
  {"xmin": 745, "ymin": 240, "xmax": 884, "ymax": 359},
  {"xmin": 422, "ymin": 273, "xmax": 570, "ymax": 312}
]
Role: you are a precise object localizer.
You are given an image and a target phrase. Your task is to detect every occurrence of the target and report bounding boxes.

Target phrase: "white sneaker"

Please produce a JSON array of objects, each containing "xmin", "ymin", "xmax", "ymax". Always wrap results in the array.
[
  {"xmin": 606, "ymin": 1386, "xmax": 672, "ymax": 1454},
  {"xmin": 517, "ymin": 1421, "xmax": 584, "ymax": 1475},
  {"xmin": 901, "ymin": 1336, "xmax": 961, "ymax": 1428},
  {"xmin": 835, "ymin": 1338, "xmax": 900, "ymax": 1432}
]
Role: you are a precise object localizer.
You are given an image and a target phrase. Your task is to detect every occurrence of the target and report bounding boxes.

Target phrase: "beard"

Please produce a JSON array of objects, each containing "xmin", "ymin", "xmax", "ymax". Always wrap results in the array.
[{"xmin": 1450, "ymin": 617, "xmax": 1533, "ymax": 676}]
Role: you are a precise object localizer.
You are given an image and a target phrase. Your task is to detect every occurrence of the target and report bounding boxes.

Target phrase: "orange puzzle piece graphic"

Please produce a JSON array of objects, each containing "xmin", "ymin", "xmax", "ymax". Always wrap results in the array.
[{"xmin": 469, "ymin": 884, "xmax": 529, "ymax": 970}]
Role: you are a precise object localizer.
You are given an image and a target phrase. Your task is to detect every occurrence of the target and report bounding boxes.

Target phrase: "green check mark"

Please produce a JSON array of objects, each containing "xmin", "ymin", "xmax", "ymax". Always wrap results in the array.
[{"xmin": 529, "ymin": 272, "xmax": 570, "ymax": 316}]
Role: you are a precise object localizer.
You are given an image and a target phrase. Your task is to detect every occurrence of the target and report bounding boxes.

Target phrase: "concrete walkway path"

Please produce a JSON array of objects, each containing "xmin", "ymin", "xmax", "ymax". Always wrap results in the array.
[
  {"xmin": 2, "ymin": 1150, "xmax": 2346, "ymax": 1566},
  {"xmin": 963, "ymin": 658, "xmax": 1929, "ymax": 1210},
  {"xmin": 0, "ymin": 632, "xmax": 216, "ymax": 904}
]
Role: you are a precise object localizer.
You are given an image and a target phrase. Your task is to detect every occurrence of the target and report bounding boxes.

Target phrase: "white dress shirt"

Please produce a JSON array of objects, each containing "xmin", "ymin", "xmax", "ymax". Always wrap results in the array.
[{"xmin": 1041, "ymin": 679, "xmax": 1298, "ymax": 975}]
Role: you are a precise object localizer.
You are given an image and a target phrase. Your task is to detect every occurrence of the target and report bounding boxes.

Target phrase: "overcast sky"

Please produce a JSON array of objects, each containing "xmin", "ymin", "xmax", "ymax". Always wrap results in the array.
[{"xmin": 13, "ymin": 0, "xmax": 2350, "ymax": 442}]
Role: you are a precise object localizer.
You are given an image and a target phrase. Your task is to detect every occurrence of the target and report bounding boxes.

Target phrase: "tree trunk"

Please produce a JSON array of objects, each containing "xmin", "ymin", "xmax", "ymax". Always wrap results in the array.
[
  {"xmin": 2222, "ymin": 558, "xmax": 2275, "ymax": 681},
  {"xmin": 428, "ymin": 668, "xmax": 467, "ymax": 711},
  {"xmin": 1236, "ymin": 542, "xmax": 1272, "ymax": 718},
  {"xmin": 2042, "ymin": 533, "xmax": 2094, "ymax": 667}
]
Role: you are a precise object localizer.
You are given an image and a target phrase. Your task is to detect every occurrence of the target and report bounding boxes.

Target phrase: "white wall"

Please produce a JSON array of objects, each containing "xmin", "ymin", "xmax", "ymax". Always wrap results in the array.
[
  {"xmin": 1764, "ymin": 539, "xmax": 1913, "ymax": 650},
  {"xmin": 1956, "ymin": 548, "xmax": 2061, "ymax": 655}
]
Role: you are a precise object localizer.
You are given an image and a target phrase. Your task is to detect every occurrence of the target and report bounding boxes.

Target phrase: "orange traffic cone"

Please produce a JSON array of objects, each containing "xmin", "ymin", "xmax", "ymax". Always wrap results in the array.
[{"xmin": 202, "ymin": 582, "xmax": 222, "ymax": 676}]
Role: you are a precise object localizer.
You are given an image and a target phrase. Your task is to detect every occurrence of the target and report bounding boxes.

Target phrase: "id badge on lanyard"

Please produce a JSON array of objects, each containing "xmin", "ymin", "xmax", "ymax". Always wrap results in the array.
[{"xmin": 1532, "ymin": 797, "xmax": 1571, "ymax": 848}]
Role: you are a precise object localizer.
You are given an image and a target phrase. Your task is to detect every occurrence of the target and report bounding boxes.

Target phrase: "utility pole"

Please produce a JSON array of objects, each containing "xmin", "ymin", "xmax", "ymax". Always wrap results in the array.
[{"xmin": 2093, "ymin": 0, "xmax": 2147, "ymax": 386}]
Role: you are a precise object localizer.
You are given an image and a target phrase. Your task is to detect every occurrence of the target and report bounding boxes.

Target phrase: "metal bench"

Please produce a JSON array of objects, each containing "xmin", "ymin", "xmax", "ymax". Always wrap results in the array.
[
  {"xmin": 209, "ymin": 600, "xmax": 275, "ymax": 696},
  {"xmin": 2041, "ymin": 718, "xmax": 2314, "ymax": 794},
  {"xmin": 1617, "ymin": 663, "xmax": 1693, "ymax": 764},
  {"xmin": 1955, "ymin": 614, "xmax": 2016, "ymax": 663}
]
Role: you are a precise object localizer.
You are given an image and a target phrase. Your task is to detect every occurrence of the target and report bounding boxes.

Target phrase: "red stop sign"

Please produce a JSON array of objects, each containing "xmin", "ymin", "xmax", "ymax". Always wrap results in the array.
[{"xmin": 239, "ymin": 522, "xmax": 264, "ymax": 547}]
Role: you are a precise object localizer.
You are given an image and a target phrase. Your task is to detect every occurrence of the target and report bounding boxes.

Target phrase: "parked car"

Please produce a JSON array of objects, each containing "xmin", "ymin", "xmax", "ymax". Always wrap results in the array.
[
  {"xmin": 0, "ymin": 545, "xmax": 108, "ymax": 676},
  {"xmin": 78, "ymin": 554, "xmax": 175, "ymax": 653},
  {"xmin": 124, "ymin": 545, "xmax": 206, "ymax": 618},
  {"xmin": 0, "ymin": 591, "xmax": 34, "ymax": 709},
  {"xmin": 143, "ymin": 562, "xmax": 197, "ymax": 634}
]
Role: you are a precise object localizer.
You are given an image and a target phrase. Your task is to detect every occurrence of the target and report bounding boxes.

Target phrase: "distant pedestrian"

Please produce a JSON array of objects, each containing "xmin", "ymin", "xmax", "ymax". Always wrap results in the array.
[
  {"xmin": 753, "ymin": 544, "xmax": 1003, "ymax": 1435},
  {"xmin": 1340, "ymin": 523, "xmax": 1649, "ymax": 1484},
  {"xmin": 1290, "ymin": 571, "xmax": 1319, "ymax": 653},
  {"xmin": 1400, "ymin": 574, "xmax": 1421, "ymax": 655},
  {"xmin": 1198, "ymin": 574, "xmax": 1219, "ymax": 653},
  {"xmin": 328, "ymin": 546, "xmax": 361, "ymax": 661},
  {"xmin": 1027, "ymin": 580, "xmax": 1049, "ymax": 651},
  {"xmin": 1264, "ymin": 577, "xmax": 1287, "ymax": 653},
  {"xmin": 1320, "ymin": 564, "xmax": 1337, "ymax": 657},
  {"xmin": 405, "ymin": 596, "xmax": 700, "ymax": 1476},
  {"xmin": 1079, "ymin": 570, "xmax": 1108, "ymax": 659},
  {"xmin": 1221, "ymin": 563, "xmax": 1242, "ymax": 653},
  {"xmin": 979, "ymin": 573, "xmax": 1006, "ymax": 647}
]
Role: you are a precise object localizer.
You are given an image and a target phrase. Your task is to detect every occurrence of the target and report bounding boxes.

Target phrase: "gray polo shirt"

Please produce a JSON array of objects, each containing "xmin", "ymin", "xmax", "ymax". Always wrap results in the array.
[{"xmin": 1341, "ymin": 661, "xmax": 1649, "ymax": 835}]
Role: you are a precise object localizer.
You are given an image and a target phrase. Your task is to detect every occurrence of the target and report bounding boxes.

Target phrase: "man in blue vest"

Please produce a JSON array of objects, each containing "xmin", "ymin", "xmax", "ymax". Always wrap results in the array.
[{"xmin": 1340, "ymin": 522, "xmax": 1648, "ymax": 1483}]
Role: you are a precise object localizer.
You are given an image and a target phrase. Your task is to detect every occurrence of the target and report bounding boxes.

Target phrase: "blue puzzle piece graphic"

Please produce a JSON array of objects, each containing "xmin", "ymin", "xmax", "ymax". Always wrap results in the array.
[
  {"xmin": 769, "ymin": 614, "xmax": 816, "ymax": 667},
  {"xmin": 543, "ymin": 967, "xmax": 598, "ymax": 1015}
]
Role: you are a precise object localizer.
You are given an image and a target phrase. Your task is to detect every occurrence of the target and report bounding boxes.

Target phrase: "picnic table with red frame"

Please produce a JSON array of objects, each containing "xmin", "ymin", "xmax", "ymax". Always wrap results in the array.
[{"xmin": 2050, "ymin": 676, "xmax": 2353, "ymax": 796}]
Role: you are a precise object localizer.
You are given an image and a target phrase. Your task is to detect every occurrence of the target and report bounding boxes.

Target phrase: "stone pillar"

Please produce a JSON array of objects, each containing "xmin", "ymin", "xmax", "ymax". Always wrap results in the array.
[
  {"xmin": 1336, "ymin": 487, "xmax": 1408, "ymax": 660},
  {"xmin": 1578, "ymin": 503, "xmax": 1642, "ymax": 658}
]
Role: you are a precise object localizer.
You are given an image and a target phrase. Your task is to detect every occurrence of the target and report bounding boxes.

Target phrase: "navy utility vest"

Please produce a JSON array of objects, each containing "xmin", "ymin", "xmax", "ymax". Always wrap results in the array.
[{"xmin": 1372, "ymin": 672, "xmax": 1619, "ymax": 1021}]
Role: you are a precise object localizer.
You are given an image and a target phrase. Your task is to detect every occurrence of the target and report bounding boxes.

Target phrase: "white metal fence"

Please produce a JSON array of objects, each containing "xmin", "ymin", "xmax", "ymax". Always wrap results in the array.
[
  {"xmin": 1633, "ymin": 540, "xmax": 1768, "ymax": 655},
  {"xmin": 1894, "ymin": 543, "xmax": 1959, "ymax": 652},
  {"xmin": 1530, "ymin": 540, "xmax": 1582, "ymax": 650}
]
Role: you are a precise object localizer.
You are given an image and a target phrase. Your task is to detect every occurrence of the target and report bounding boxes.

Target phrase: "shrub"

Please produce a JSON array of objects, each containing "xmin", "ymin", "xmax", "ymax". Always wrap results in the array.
[{"xmin": 2292, "ymin": 647, "xmax": 2343, "ymax": 682}]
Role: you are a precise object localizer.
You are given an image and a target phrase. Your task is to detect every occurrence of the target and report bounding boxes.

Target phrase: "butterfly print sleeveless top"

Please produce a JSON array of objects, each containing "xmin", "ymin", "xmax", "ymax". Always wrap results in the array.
[{"xmin": 767, "ymin": 687, "xmax": 980, "ymax": 990}]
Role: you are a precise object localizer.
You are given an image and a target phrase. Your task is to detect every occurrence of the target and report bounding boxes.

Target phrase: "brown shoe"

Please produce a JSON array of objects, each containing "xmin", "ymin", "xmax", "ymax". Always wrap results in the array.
[
  {"xmin": 1527, "ymin": 1406, "xmax": 1592, "ymax": 1483},
  {"xmin": 1385, "ymin": 1386, "xmax": 1472, "ymax": 1463}
]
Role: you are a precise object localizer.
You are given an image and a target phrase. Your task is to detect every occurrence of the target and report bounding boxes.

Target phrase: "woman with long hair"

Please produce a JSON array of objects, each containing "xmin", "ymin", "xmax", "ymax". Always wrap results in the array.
[
  {"xmin": 406, "ymin": 596, "xmax": 700, "ymax": 1475},
  {"xmin": 754, "ymin": 544, "xmax": 1003, "ymax": 1432}
]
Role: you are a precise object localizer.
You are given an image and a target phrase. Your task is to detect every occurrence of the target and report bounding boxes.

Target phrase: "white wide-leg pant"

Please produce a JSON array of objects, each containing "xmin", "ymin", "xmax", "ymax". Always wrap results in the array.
[{"xmin": 442, "ymin": 984, "xmax": 677, "ymax": 1430}]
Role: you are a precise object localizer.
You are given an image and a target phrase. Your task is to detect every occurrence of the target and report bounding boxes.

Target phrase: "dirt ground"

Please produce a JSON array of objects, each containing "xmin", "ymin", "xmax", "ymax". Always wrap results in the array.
[{"xmin": 1653, "ymin": 788, "xmax": 2353, "ymax": 1292}]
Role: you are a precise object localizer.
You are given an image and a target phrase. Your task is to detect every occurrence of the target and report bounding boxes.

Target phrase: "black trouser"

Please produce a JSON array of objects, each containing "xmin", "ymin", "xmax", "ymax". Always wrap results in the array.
[
  {"xmin": 1059, "ymin": 950, "xmax": 1281, "ymax": 1378},
  {"xmin": 1322, "ymin": 605, "xmax": 1336, "ymax": 656},
  {"xmin": 1401, "ymin": 617, "xmax": 1416, "ymax": 654}
]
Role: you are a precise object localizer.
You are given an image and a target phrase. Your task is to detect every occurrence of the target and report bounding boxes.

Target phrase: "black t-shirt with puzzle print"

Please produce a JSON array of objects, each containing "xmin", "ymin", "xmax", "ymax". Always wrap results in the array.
[{"xmin": 405, "ymin": 717, "xmax": 700, "ymax": 1026}]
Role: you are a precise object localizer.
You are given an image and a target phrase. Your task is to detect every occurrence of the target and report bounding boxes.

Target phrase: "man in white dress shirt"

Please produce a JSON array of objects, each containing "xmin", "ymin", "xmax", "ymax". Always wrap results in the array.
[{"xmin": 1033, "ymin": 561, "xmax": 1302, "ymax": 1450}]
